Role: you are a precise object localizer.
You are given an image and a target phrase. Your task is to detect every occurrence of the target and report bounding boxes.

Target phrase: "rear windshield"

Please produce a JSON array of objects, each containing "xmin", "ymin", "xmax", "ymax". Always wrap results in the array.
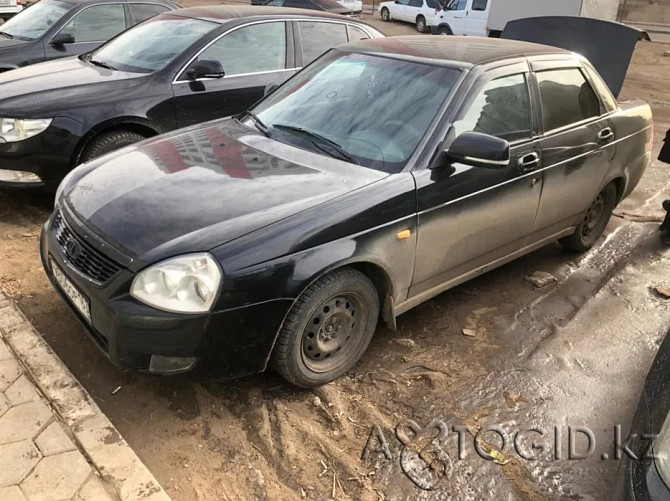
[{"xmin": 0, "ymin": 0, "xmax": 73, "ymax": 41}]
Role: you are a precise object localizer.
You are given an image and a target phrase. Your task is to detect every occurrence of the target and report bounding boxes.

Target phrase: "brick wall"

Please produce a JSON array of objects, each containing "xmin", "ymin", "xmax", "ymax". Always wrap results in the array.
[{"xmin": 618, "ymin": 0, "xmax": 670, "ymax": 24}]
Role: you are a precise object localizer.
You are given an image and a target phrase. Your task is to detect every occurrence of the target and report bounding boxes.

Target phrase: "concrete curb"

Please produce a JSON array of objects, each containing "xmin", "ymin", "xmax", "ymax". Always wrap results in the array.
[{"xmin": 0, "ymin": 292, "xmax": 171, "ymax": 501}]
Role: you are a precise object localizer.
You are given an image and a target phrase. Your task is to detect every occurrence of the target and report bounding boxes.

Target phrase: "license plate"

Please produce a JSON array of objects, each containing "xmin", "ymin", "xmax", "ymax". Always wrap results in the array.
[{"xmin": 51, "ymin": 260, "xmax": 91, "ymax": 323}]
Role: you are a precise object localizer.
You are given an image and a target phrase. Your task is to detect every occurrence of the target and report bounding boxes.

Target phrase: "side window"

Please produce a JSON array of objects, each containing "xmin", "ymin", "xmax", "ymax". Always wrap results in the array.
[
  {"xmin": 130, "ymin": 4, "xmax": 170, "ymax": 24},
  {"xmin": 454, "ymin": 73, "xmax": 532, "ymax": 142},
  {"xmin": 472, "ymin": 0, "xmax": 487, "ymax": 10},
  {"xmin": 299, "ymin": 22, "xmax": 347, "ymax": 65},
  {"xmin": 447, "ymin": 0, "xmax": 467, "ymax": 10},
  {"xmin": 347, "ymin": 25, "xmax": 370, "ymax": 41},
  {"xmin": 536, "ymin": 68, "xmax": 601, "ymax": 132},
  {"xmin": 265, "ymin": 0, "xmax": 284, "ymax": 5},
  {"xmin": 60, "ymin": 4, "xmax": 127, "ymax": 43},
  {"xmin": 426, "ymin": 0, "xmax": 438, "ymax": 7},
  {"xmin": 409, "ymin": 0, "xmax": 422, "ymax": 7},
  {"xmin": 583, "ymin": 65, "xmax": 617, "ymax": 113},
  {"xmin": 198, "ymin": 22, "xmax": 287, "ymax": 77},
  {"xmin": 397, "ymin": 0, "xmax": 412, "ymax": 5}
]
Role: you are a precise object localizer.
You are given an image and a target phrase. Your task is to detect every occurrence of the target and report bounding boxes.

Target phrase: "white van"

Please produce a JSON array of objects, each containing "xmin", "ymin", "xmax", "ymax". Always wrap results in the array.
[
  {"xmin": 432, "ymin": 0, "xmax": 619, "ymax": 37},
  {"xmin": 0, "ymin": 0, "xmax": 23, "ymax": 21}
]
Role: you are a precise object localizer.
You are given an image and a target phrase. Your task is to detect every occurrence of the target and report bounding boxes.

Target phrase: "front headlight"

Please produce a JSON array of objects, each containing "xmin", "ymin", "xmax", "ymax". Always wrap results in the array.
[
  {"xmin": 0, "ymin": 118, "xmax": 53, "ymax": 143},
  {"xmin": 131, "ymin": 253, "xmax": 222, "ymax": 314}
]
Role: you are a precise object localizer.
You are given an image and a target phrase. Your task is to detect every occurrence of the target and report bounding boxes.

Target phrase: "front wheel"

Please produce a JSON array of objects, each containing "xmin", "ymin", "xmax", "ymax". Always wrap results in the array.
[
  {"xmin": 271, "ymin": 268, "xmax": 379, "ymax": 388},
  {"xmin": 80, "ymin": 130, "xmax": 146, "ymax": 164},
  {"xmin": 380, "ymin": 7, "xmax": 390, "ymax": 21},
  {"xmin": 560, "ymin": 183, "xmax": 617, "ymax": 252},
  {"xmin": 416, "ymin": 15, "xmax": 427, "ymax": 33}
]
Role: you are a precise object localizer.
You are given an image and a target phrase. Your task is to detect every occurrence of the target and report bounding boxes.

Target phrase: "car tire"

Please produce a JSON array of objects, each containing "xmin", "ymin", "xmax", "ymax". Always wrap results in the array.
[
  {"xmin": 271, "ymin": 267, "xmax": 379, "ymax": 388},
  {"xmin": 436, "ymin": 25, "xmax": 452, "ymax": 35},
  {"xmin": 416, "ymin": 15, "xmax": 427, "ymax": 33},
  {"xmin": 80, "ymin": 130, "xmax": 146, "ymax": 163},
  {"xmin": 559, "ymin": 183, "xmax": 617, "ymax": 252},
  {"xmin": 381, "ymin": 7, "xmax": 390, "ymax": 21}
]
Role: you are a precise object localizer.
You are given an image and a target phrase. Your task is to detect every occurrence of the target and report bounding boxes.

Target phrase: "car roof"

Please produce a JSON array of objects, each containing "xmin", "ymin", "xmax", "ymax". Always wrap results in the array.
[
  {"xmin": 57, "ymin": 0, "xmax": 178, "ymax": 5},
  {"xmin": 343, "ymin": 36, "xmax": 572, "ymax": 68},
  {"xmin": 170, "ymin": 5, "xmax": 356, "ymax": 23}
]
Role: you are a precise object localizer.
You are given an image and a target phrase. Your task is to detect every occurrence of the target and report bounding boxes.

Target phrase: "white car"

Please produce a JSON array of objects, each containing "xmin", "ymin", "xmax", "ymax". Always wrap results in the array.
[
  {"xmin": 379, "ymin": 0, "xmax": 439, "ymax": 33},
  {"xmin": 432, "ymin": 0, "xmax": 488, "ymax": 36},
  {"xmin": 337, "ymin": 0, "xmax": 362, "ymax": 11},
  {"xmin": 0, "ymin": 0, "xmax": 23, "ymax": 21}
]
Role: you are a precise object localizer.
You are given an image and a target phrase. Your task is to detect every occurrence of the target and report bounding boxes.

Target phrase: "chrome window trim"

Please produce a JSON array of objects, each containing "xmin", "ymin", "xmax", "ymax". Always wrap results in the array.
[
  {"xmin": 49, "ymin": 1, "xmax": 128, "ymax": 45},
  {"xmin": 171, "ymin": 18, "xmax": 375, "ymax": 85}
]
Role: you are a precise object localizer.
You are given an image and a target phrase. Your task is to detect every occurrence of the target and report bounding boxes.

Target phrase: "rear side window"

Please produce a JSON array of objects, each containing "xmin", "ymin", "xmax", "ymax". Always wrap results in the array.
[
  {"xmin": 454, "ymin": 73, "xmax": 532, "ymax": 142},
  {"xmin": 299, "ymin": 22, "xmax": 347, "ymax": 65},
  {"xmin": 198, "ymin": 22, "xmax": 287, "ymax": 76},
  {"xmin": 426, "ymin": 0, "xmax": 438, "ymax": 7},
  {"xmin": 347, "ymin": 25, "xmax": 369, "ymax": 41},
  {"xmin": 409, "ymin": 0, "xmax": 422, "ymax": 7},
  {"xmin": 472, "ymin": 0, "xmax": 488, "ymax": 10},
  {"xmin": 130, "ymin": 3, "xmax": 171, "ymax": 24},
  {"xmin": 537, "ymin": 68, "xmax": 601, "ymax": 132},
  {"xmin": 583, "ymin": 65, "xmax": 617, "ymax": 113},
  {"xmin": 60, "ymin": 4, "xmax": 127, "ymax": 43}
]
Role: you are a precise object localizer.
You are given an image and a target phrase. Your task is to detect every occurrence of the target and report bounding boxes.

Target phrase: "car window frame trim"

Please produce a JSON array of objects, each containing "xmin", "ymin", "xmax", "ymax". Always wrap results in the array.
[{"xmin": 172, "ymin": 18, "xmax": 375, "ymax": 84}]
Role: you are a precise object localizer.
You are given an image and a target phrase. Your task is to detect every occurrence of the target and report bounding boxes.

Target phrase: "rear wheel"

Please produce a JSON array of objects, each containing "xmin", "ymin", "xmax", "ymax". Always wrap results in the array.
[
  {"xmin": 271, "ymin": 268, "xmax": 379, "ymax": 388},
  {"xmin": 80, "ymin": 130, "xmax": 146, "ymax": 164},
  {"xmin": 416, "ymin": 15, "xmax": 427, "ymax": 32},
  {"xmin": 381, "ymin": 7, "xmax": 390, "ymax": 21},
  {"xmin": 560, "ymin": 183, "xmax": 617, "ymax": 252}
]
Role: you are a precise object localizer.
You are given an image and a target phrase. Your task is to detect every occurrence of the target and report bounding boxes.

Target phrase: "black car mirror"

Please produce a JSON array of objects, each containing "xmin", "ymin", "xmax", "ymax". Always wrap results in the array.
[
  {"xmin": 264, "ymin": 82, "xmax": 280, "ymax": 96},
  {"xmin": 50, "ymin": 32, "xmax": 75, "ymax": 46},
  {"xmin": 443, "ymin": 131, "xmax": 510, "ymax": 169},
  {"xmin": 186, "ymin": 59, "xmax": 225, "ymax": 80}
]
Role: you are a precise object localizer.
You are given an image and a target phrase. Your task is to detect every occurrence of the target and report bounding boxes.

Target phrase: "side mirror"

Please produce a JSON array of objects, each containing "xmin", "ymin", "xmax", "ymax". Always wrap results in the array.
[
  {"xmin": 186, "ymin": 59, "xmax": 225, "ymax": 80},
  {"xmin": 50, "ymin": 32, "xmax": 75, "ymax": 46},
  {"xmin": 264, "ymin": 82, "xmax": 280, "ymax": 96},
  {"xmin": 443, "ymin": 131, "xmax": 510, "ymax": 169}
]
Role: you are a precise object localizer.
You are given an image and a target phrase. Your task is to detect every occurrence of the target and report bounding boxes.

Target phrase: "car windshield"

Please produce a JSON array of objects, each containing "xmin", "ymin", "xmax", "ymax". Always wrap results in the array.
[
  {"xmin": 88, "ymin": 15, "xmax": 218, "ymax": 74},
  {"xmin": 0, "ymin": 0, "xmax": 73, "ymax": 41},
  {"xmin": 251, "ymin": 50, "xmax": 460, "ymax": 173}
]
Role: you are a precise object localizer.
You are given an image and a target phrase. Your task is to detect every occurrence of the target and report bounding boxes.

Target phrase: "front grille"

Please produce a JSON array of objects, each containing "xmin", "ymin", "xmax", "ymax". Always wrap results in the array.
[{"xmin": 52, "ymin": 211, "xmax": 121, "ymax": 284}]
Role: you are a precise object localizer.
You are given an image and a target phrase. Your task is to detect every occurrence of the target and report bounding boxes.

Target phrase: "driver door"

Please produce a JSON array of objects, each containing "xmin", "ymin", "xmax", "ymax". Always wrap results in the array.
[
  {"xmin": 44, "ymin": 3, "xmax": 129, "ymax": 61},
  {"xmin": 410, "ymin": 65, "xmax": 543, "ymax": 296},
  {"xmin": 172, "ymin": 21, "xmax": 296, "ymax": 128}
]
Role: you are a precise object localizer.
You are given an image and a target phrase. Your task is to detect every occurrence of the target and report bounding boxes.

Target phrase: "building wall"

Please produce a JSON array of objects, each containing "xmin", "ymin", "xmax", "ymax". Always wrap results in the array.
[{"xmin": 618, "ymin": 0, "xmax": 670, "ymax": 24}]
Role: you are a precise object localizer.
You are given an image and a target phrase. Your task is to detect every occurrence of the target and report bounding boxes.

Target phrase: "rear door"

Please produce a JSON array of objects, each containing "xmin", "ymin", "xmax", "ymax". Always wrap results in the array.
[
  {"xmin": 173, "ymin": 21, "xmax": 296, "ymax": 128},
  {"xmin": 530, "ymin": 61, "xmax": 614, "ymax": 240},
  {"xmin": 44, "ymin": 2, "xmax": 129, "ymax": 60},
  {"xmin": 463, "ymin": 0, "xmax": 489, "ymax": 36},
  {"xmin": 411, "ymin": 63, "xmax": 543, "ymax": 297}
]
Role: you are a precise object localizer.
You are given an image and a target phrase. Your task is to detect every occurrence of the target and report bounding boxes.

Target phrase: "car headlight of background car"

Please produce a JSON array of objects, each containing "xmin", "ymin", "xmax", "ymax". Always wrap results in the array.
[
  {"xmin": 0, "ymin": 118, "xmax": 53, "ymax": 143},
  {"xmin": 131, "ymin": 253, "xmax": 222, "ymax": 314}
]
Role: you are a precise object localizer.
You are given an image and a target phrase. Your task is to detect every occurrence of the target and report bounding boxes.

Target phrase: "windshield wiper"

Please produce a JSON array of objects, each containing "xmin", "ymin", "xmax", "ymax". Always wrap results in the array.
[
  {"xmin": 239, "ymin": 111, "xmax": 270, "ymax": 137},
  {"xmin": 89, "ymin": 59, "xmax": 116, "ymax": 71},
  {"xmin": 0, "ymin": 32, "xmax": 14, "ymax": 39},
  {"xmin": 272, "ymin": 124, "xmax": 358, "ymax": 165}
]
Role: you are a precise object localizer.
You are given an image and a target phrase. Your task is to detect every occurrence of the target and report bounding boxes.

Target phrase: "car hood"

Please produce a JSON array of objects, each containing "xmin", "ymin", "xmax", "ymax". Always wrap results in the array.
[
  {"xmin": 0, "ymin": 56, "xmax": 150, "ymax": 114},
  {"xmin": 64, "ymin": 119, "xmax": 387, "ymax": 262}
]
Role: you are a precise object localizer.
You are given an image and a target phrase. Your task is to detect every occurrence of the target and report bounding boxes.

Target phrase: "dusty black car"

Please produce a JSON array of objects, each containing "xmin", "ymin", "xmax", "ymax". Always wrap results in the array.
[
  {"xmin": 612, "ymin": 329, "xmax": 670, "ymax": 500},
  {"xmin": 0, "ymin": 0, "xmax": 179, "ymax": 72},
  {"xmin": 42, "ymin": 35, "xmax": 652, "ymax": 387},
  {"xmin": 0, "ymin": 6, "xmax": 382, "ymax": 187}
]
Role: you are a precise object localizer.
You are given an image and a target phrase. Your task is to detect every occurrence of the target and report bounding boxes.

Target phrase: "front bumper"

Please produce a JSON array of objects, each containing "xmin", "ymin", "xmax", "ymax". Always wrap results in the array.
[
  {"xmin": 40, "ymin": 207, "xmax": 293, "ymax": 378},
  {"xmin": 0, "ymin": 121, "xmax": 79, "ymax": 190}
]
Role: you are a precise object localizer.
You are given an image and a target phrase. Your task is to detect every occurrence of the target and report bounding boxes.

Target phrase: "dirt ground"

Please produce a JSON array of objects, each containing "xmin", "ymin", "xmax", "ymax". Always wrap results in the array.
[{"xmin": 2, "ymin": 18, "xmax": 670, "ymax": 501}]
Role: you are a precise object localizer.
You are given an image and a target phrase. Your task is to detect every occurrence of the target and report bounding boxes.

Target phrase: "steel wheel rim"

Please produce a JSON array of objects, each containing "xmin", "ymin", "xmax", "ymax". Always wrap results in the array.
[
  {"xmin": 417, "ymin": 18, "xmax": 425, "ymax": 30},
  {"xmin": 582, "ymin": 193, "xmax": 606, "ymax": 239},
  {"xmin": 382, "ymin": 9, "xmax": 388, "ymax": 20},
  {"xmin": 301, "ymin": 293, "xmax": 365, "ymax": 373}
]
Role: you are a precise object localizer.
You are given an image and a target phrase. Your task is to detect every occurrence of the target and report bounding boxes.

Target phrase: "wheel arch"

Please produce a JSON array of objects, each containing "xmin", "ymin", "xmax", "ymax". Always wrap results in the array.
[{"xmin": 71, "ymin": 117, "xmax": 162, "ymax": 167}]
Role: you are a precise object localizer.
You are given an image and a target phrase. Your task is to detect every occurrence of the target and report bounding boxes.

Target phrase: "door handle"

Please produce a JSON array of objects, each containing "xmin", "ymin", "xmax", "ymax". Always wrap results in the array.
[
  {"xmin": 518, "ymin": 152, "xmax": 540, "ymax": 173},
  {"xmin": 598, "ymin": 128, "xmax": 614, "ymax": 142}
]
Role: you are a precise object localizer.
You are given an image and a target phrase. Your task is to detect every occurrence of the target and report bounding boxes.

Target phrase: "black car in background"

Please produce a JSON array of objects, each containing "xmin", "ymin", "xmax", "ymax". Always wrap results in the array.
[
  {"xmin": 0, "ymin": 0, "xmax": 180, "ymax": 71},
  {"xmin": 0, "ymin": 6, "xmax": 383, "ymax": 187},
  {"xmin": 254, "ymin": 0, "xmax": 360, "ymax": 17},
  {"xmin": 612, "ymin": 328, "xmax": 670, "ymax": 500}
]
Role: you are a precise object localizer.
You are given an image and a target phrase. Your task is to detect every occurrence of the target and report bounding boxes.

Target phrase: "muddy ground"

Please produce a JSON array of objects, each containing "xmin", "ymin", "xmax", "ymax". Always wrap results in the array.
[{"xmin": 2, "ymin": 17, "xmax": 670, "ymax": 501}]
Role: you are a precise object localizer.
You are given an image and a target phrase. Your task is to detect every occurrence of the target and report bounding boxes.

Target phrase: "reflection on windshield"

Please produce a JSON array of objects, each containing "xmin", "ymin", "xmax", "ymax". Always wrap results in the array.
[
  {"xmin": 0, "ymin": 0, "xmax": 72, "ymax": 41},
  {"xmin": 89, "ymin": 15, "xmax": 217, "ymax": 74},
  {"xmin": 252, "ymin": 51, "xmax": 459, "ymax": 173}
]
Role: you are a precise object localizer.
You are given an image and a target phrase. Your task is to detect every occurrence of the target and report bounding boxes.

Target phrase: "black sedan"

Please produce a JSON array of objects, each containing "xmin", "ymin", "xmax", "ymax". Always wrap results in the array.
[
  {"xmin": 42, "ymin": 34, "xmax": 651, "ymax": 387},
  {"xmin": 0, "ymin": 0, "xmax": 180, "ymax": 71},
  {"xmin": 612, "ymin": 328, "xmax": 670, "ymax": 500},
  {"xmin": 0, "ymin": 6, "xmax": 382, "ymax": 187}
]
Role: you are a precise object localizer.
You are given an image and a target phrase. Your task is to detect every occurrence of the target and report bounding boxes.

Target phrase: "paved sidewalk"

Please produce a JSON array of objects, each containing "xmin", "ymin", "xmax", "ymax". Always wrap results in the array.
[{"xmin": 0, "ymin": 292, "xmax": 171, "ymax": 501}]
